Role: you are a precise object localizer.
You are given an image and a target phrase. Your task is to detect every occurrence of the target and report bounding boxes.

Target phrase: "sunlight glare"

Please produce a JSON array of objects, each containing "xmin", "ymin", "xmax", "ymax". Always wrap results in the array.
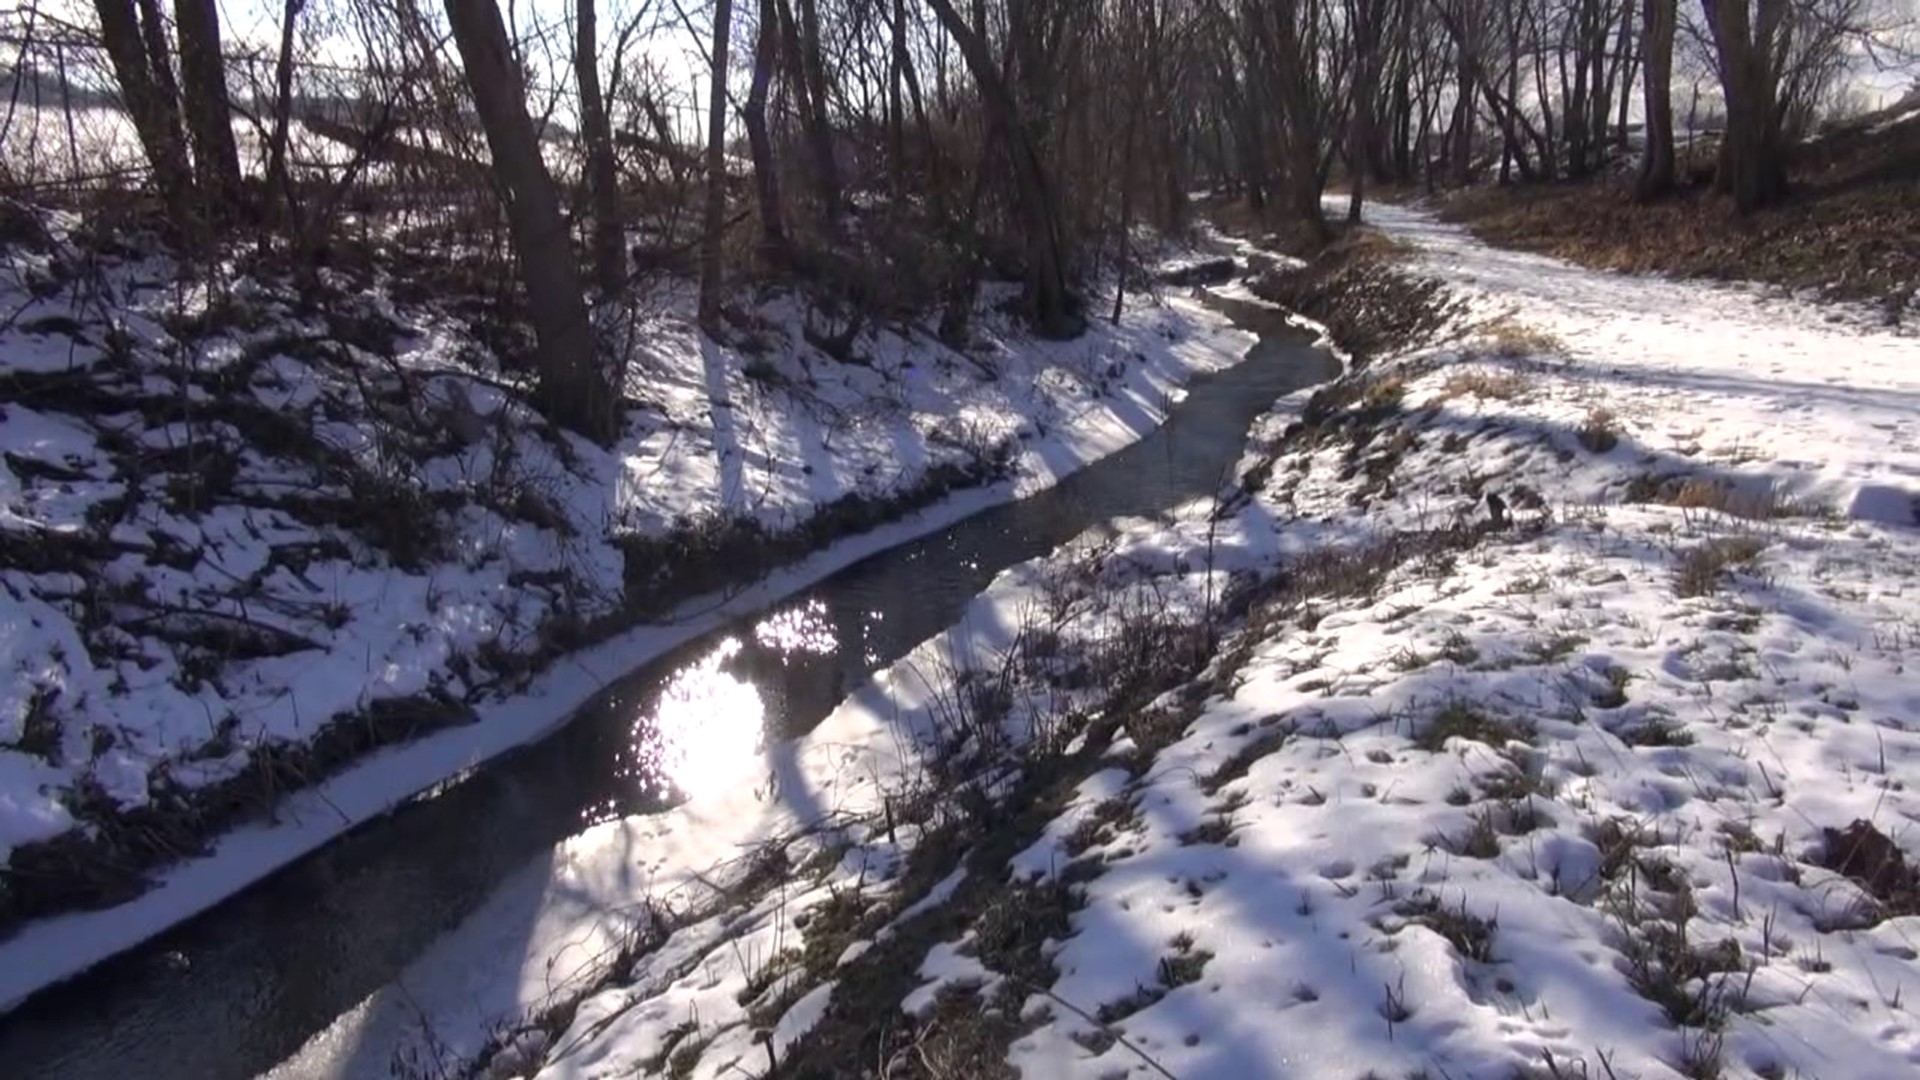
[
  {"xmin": 630, "ymin": 637, "xmax": 765, "ymax": 801},
  {"xmin": 753, "ymin": 598, "xmax": 836, "ymax": 656}
]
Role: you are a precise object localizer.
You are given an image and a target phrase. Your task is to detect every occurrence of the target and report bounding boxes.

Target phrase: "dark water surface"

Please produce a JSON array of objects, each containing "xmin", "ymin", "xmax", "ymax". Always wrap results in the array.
[{"xmin": 0, "ymin": 295, "xmax": 1334, "ymax": 1080}]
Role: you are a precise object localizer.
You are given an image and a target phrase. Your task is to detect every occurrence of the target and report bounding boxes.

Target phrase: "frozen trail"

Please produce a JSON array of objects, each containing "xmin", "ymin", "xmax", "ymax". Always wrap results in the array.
[{"xmin": 1362, "ymin": 199, "xmax": 1920, "ymax": 526}]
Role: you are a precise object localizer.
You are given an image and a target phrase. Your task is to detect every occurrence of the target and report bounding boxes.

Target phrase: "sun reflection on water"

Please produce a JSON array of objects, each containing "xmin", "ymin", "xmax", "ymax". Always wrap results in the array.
[
  {"xmin": 753, "ymin": 598, "xmax": 837, "ymax": 655},
  {"xmin": 590, "ymin": 599, "xmax": 854, "ymax": 822},
  {"xmin": 627, "ymin": 637, "xmax": 767, "ymax": 801}
]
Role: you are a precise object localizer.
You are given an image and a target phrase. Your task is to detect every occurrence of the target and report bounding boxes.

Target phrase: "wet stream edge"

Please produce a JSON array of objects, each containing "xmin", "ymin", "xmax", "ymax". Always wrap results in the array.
[{"xmin": 1, "ymin": 258, "xmax": 1361, "ymax": 1080}]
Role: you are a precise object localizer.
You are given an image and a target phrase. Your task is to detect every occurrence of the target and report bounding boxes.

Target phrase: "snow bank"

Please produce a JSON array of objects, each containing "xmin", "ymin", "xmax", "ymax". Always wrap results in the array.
[
  {"xmin": 0, "ymin": 209, "xmax": 1254, "ymax": 1007},
  {"xmin": 991, "ymin": 203, "xmax": 1920, "ymax": 1079},
  {"xmin": 442, "ymin": 200, "xmax": 1920, "ymax": 1080}
]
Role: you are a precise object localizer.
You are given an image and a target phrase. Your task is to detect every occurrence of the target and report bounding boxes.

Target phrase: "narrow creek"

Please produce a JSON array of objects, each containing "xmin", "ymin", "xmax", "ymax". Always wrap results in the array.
[{"xmin": 0, "ymin": 292, "xmax": 1337, "ymax": 1080}]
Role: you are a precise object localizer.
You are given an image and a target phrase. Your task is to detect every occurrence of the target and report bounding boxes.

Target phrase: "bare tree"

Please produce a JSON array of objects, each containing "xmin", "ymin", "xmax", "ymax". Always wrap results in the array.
[
  {"xmin": 174, "ymin": 0, "xmax": 243, "ymax": 211},
  {"xmin": 926, "ymin": 0, "xmax": 1080, "ymax": 336},
  {"xmin": 1636, "ymin": 0, "xmax": 1678, "ymax": 200},
  {"xmin": 1233, "ymin": 0, "xmax": 1333, "ymax": 240},
  {"xmin": 577, "ymin": 0, "xmax": 627, "ymax": 294},
  {"xmin": 93, "ymin": 0, "xmax": 197, "ymax": 230},
  {"xmin": 699, "ymin": 0, "xmax": 735, "ymax": 330},
  {"xmin": 744, "ymin": 0, "xmax": 789, "ymax": 267},
  {"xmin": 1701, "ymin": 0, "xmax": 1791, "ymax": 212},
  {"xmin": 793, "ymin": 0, "xmax": 843, "ymax": 234},
  {"xmin": 135, "ymin": 0, "xmax": 181, "ymax": 125},
  {"xmin": 1347, "ymin": 0, "xmax": 1391, "ymax": 221},
  {"xmin": 444, "ymin": 0, "xmax": 619, "ymax": 441},
  {"xmin": 264, "ymin": 0, "xmax": 306, "ymax": 223}
]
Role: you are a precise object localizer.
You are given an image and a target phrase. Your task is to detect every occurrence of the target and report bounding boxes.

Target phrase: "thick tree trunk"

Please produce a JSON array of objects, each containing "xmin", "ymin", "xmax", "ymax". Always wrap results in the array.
[
  {"xmin": 925, "ymin": 0, "xmax": 1079, "ymax": 337},
  {"xmin": 1703, "ymin": 0, "xmax": 1789, "ymax": 213},
  {"xmin": 745, "ymin": 0, "xmax": 788, "ymax": 265},
  {"xmin": 94, "ymin": 0, "xmax": 197, "ymax": 232},
  {"xmin": 795, "ymin": 0, "xmax": 841, "ymax": 229},
  {"xmin": 1450, "ymin": 58, "xmax": 1474, "ymax": 186},
  {"xmin": 174, "ymin": 0, "xmax": 243, "ymax": 213},
  {"xmin": 576, "ymin": 0, "xmax": 626, "ymax": 294},
  {"xmin": 1347, "ymin": 0, "xmax": 1382, "ymax": 224},
  {"xmin": 134, "ymin": 0, "xmax": 180, "ymax": 114},
  {"xmin": 444, "ymin": 0, "xmax": 617, "ymax": 442},
  {"xmin": 777, "ymin": 0, "xmax": 841, "ymax": 236},
  {"xmin": 1223, "ymin": 64, "xmax": 1268, "ymax": 210},
  {"xmin": 887, "ymin": 0, "xmax": 905, "ymax": 185},
  {"xmin": 1635, "ymin": 0, "xmax": 1677, "ymax": 201},
  {"xmin": 1251, "ymin": 0, "xmax": 1328, "ymax": 240},
  {"xmin": 698, "ymin": 0, "xmax": 735, "ymax": 329}
]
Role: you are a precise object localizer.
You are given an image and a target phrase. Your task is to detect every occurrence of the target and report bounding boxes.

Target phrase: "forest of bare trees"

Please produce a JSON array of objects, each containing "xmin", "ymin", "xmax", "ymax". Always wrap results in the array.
[{"xmin": 1, "ymin": 0, "xmax": 1905, "ymax": 437}]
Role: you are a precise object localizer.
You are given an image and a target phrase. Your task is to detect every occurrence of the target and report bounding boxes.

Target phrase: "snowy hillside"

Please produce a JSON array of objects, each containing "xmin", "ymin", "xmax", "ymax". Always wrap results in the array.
[
  {"xmin": 405, "ymin": 202, "xmax": 1920, "ymax": 1080},
  {"xmin": 0, "ymin": 204, "xmax": 1253, "ymax": 955}
]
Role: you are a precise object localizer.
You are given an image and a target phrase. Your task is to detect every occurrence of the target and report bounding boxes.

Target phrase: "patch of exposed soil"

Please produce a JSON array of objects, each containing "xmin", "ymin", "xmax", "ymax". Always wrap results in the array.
[{"xmin": 1820, "ymin": 819, "xmax": 1920, "ymax": 917}]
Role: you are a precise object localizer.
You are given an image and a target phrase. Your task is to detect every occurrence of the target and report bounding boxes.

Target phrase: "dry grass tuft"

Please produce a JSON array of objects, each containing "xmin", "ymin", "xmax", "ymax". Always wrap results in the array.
[
  {"xmin": 1442, "ymin": 367, "xmax": 1535, "ymax": 401},
  {"xmin": 1480, "ymin": 315, "xmax": 1564, "ymax": 359},
  {"xmin": 1361, "ymin": 373, "xmax": 1409, "ymax": 412},
  {"xmin": 1673, "ymin": 535, "xmax": 1766, "ymax": 598},
  {"xmin": 1415, "ymin": 701, "xmax": 1532, "ymax": 752},
  {"xmin": 1577, "ymin": 406, "xmax": 1621, "ymax": 453},
  {"xmin": 1336, "ymin": 227, "xmax": 1420, "ymax": 264},
  {"xmin": 1666, "ymin": 479, "xmax": 1823, "ymax": 521}
]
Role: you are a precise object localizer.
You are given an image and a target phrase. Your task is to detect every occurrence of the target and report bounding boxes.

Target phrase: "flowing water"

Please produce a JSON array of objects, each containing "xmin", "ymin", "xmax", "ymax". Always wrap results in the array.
[{"xmin": 0, "ymin": 294, "xmax": 1336, "ymax": 1080}]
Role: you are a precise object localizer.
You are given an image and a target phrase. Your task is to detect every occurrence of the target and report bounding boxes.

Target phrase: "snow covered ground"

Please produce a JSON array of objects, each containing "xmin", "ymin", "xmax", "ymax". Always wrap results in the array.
[
  {"xmin": 0, "ymin": 105, "xmax": 371, "ymax": 185},
  {"xmin": 396, "ymin": 201, "xmax": 1920, "ymax": 1080},
  {"xmin": 0, "ymin": 207, "xmax": 1257, "ymax": 1004}
]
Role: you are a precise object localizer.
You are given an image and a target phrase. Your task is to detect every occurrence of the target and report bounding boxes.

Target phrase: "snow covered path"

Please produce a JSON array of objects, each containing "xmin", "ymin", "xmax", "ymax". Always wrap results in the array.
[
  {"xmin": 1362, "ymin": 199, "xmax": 1920, "ymax": 527},
  {"xmin": 457, "ymin": 202, "xmax": 1920, "ymax": 1080},
  {"xmin": 991, "ymin": 204, "xmax": 1920, "ymax": 1080}
]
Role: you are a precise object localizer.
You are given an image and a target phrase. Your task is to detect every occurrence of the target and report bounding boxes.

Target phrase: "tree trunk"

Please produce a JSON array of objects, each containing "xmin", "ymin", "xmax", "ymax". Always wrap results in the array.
[
  {"xmin": 1223, "ymin": 63, "xmax": 1268, "ymax": 210},
  {"xmin": 1502, "ymin": 46, "xmax": 1521, "ymax": 178},
  {"xmin": 1563, "ymin": 10, "xmax": 1589, "ymax": 177},
  {"xmin": 1605, "ymin": 0, "xmax": 1635, "ymax": 155},
  {"xmin": 1635, "ymin": 0, "xmax": 1677, "ymax": 201},
  {"xmin": 1450, "ymin": 55, "xmax": 1474, "ymax": 186},
  {"xmin": 444, "ymin": 0, "xmax": 617, "ymax": 442},
  {"xmin": 698, "ymin": 0, "xmax": 735, "ymax": 330},
  {"xmin": 134, "ymin": 0, "xmax": 180, "ymax": 116},
  {"xmin": 1702, "ymin": 0, "xmax": 1789, "ymax": 213},
  {"xmin": 925, "ymin": 0, "xmax": 1079, "ymax": 337},
  {"xmin": 1250, "ymin": 0, "xmax": 1328, "ymax": 240},
  {"xmin": 796, "ymin": 0, "xmax": 840, "ymax": 217},
  {"xmin": 1389, "ymin": 54, "xmax": 1413, "ymax": 181},
  {"xmin": 174, "ymin": 0, "xmax": 243, "ymax": 213},
  {"xmin": 265, "ymin": 0, "xmax": 305, "ymax": 225},
  {"xmin": 1347, "ymin": 0, "xmax": 1382, "ymax": 224},
  {"xmin": 94, "ymin": 0, "xmax": 197, "ymax": 232},
  {"xmin": 1614, "ymin": 0, "xmax": 1638, "ymax": 154},
  {"xmin": 893, "ymin": 0, "xmax": 940, "ymax": 217},
  {"xmin": 781, "ymin": 0, "xmax": 841, "ymax": 236},
  {"xmin": 576, "ymin": 0, "xmax": 626, "ymax": 294},
  {"xmin": 887, "ymin": 0, "xmax": 905, "ymax": 186},
  {"xmin": 745, "ymin": 0, "xmax": 788, "ymax": 265},
  {"xmin": 1112, "ymin": 93, "xmax": 1139, "ymax": 325}
]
